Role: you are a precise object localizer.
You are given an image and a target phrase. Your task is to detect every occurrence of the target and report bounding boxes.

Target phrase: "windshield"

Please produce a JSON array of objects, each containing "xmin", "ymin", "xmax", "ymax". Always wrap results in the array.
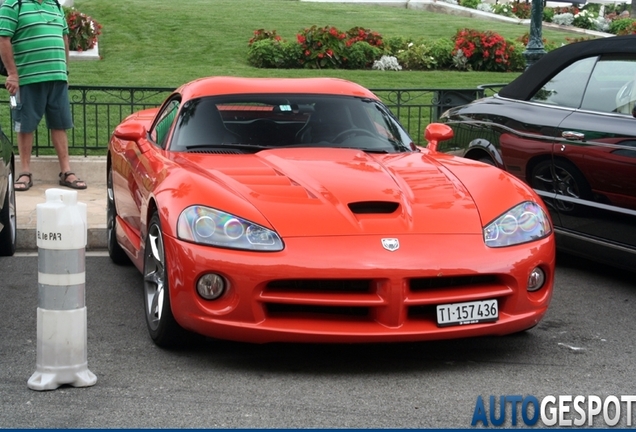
[{"xmin": 168, "ymin": 94, "xmax": 414, "ymax": 153}]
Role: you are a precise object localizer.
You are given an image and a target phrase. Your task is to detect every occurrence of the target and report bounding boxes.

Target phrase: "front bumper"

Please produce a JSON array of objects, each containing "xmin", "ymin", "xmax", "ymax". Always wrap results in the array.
[{"xmin": 164, "ymin": 233, "xmax": 554, "ymax": 343}]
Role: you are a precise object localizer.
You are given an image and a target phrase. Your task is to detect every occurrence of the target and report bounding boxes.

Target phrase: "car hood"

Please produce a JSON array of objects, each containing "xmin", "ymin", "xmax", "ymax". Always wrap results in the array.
[{"xmin": 174, "ymin": 148, "xmax": 484, "ymax": 237}]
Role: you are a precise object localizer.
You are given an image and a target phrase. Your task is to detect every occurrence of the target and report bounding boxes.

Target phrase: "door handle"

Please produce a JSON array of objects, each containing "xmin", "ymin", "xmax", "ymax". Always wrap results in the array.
[{"xmin": 562, "ymin": 131, "xmax": 584, "ymax": 140}]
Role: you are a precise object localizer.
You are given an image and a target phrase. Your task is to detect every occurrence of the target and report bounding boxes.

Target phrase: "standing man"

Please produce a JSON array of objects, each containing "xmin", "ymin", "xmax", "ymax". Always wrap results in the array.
[{"xmin": 0, "ymin": 0, "xmax": 86, "ymax": 191}]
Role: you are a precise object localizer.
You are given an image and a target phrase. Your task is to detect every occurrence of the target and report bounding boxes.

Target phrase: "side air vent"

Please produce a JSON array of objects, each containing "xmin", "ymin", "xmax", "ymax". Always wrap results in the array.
[{"xmin": 348, "ymin": 201, "xmax": 399, "ymax": 214}]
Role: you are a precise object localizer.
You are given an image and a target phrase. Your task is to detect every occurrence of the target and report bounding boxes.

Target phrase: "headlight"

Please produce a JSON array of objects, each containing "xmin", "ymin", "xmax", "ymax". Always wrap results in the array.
[
  {"xmin": 177, "ymin": 205, "xmax": 284, "ymax": 251},
  {"xmin": 484, "ymin": 202, "xmax": 552, "ymax": 248}
]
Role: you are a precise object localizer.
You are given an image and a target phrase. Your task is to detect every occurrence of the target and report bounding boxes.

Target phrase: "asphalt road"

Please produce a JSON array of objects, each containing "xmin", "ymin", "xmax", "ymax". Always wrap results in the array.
[{"xmin": 1, "ymin": 252, "xmax": 635, "ymax": 428}]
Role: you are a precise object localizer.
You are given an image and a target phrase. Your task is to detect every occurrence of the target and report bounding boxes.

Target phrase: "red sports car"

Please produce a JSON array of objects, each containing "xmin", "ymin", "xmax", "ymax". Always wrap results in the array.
[{"xmin": 107, "ymin": 76, "xmax": 555, "ymax": 347}]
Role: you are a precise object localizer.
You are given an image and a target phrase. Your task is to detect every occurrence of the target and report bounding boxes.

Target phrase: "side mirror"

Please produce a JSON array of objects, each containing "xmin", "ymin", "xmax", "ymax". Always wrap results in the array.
[
  {"xmin": 113, "ymin": 122, "xmax": 147, "ymax": 141},
  {"xmin": 424, "ymin": 123, "xmax": 454, "ymax": 152},
  {"xmin": 113, "ymin": 123, "xmax": 151, "ymax": 153}
]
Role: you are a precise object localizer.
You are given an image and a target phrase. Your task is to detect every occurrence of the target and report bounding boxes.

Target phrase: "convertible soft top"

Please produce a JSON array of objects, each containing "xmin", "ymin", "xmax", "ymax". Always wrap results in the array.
[{"xmin": 499, "ymin": 35, "xmax": 636, "ymax": 101}]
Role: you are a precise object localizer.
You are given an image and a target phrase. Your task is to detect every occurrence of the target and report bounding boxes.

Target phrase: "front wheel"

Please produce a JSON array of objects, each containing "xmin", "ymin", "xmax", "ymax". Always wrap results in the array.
[
  {"xmin": 143, "ymin": 212, "xmax": 184, "ymax": 347},
  {"xmin": 530, "ymin": 159, "xmax": 591, "ymax": 214},
  {"xmin": 107, "ymin": 167, "xmax": 130, "ymax": 265}
]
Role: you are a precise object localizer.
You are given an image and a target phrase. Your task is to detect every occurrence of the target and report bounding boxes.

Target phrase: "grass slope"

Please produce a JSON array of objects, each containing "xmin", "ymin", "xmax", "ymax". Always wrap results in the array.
[{"xmin": 70, "ymin": 0, "xmax": 575, "ymax": 89}]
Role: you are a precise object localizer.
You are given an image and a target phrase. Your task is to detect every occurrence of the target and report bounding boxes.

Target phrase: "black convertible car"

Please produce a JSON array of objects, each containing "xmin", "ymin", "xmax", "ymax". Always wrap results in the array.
[{"xmin": 439, "ymin": 35, "xmax": 636, "ymax": 271}]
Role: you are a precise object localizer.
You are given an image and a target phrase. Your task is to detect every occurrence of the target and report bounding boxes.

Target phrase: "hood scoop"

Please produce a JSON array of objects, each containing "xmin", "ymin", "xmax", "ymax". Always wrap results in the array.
[{"xmin": 348, "ymin": 201, "xmax": 399, "ymax": 214}]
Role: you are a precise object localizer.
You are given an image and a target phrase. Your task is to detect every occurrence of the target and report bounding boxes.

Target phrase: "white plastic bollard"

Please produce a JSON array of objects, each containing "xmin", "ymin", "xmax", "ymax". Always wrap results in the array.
[{"xmin": 28, "ymin": 188, "xmax": 97, "ymax": 391}]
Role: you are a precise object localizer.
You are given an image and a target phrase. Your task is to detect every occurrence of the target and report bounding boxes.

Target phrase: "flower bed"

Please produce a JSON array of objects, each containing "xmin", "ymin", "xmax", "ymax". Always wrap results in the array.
[
  {"xmin": 248, "ymin": 25, "xmax": 533, "ymax": 72},
  {"xmin": 459, "ymin": 0, "xmax": 633, "ymax": 34}
]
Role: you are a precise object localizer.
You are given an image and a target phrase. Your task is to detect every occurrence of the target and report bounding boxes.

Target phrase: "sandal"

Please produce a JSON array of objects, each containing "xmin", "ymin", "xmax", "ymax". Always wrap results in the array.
[
  {"xmin": 59, "ymin": 171, "xmax": 87, "ymax": 190},
  {"xmin": 15, "ymin": 172, "xmax": 33, "ymax": 192}
]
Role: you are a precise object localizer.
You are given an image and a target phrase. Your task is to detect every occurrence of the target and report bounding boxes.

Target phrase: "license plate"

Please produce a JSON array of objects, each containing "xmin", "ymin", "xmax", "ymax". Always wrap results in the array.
[{"xmin": 436, "ymin": 299, "xmax": 498, "ymax": 327}]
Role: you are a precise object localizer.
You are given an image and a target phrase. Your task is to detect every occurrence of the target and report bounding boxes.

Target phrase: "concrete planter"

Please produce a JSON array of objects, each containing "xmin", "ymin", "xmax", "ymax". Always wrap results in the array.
[{"xmin": 69, "ymin": 43, "xmax": 100, "ymax": 61}]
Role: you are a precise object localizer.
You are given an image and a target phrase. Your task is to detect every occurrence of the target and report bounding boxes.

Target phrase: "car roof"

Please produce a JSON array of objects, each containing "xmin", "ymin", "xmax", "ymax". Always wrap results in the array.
[
  {"xmin": 177, "ymin": 76, "xmax": 380, "ymax": 100},
  {"xmin": 499, "ymin": 35, "xmax": 636, "ymax": 101}
]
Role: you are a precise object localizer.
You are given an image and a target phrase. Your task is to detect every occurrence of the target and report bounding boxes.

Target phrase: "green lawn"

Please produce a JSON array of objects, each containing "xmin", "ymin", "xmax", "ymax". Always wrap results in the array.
[{"xmin": 69, "ymin": 0, "xmax": 577, "ymax": 89}]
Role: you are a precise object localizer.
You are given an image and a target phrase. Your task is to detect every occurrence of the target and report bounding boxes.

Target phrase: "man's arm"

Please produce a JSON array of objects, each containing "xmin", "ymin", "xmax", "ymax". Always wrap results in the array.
[
  {"xmin": 63, "ymin": 34, "xmax": 69, "ymax": 67},
  {"xmin": 0, "ymin": 36, "xmax": 19, "ymax": 94}
]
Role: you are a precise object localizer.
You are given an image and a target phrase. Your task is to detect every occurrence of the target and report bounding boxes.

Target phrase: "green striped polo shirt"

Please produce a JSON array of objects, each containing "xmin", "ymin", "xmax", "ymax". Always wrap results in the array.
[{"xmin": 0, "ymin": 0, "xmax": 69, "ymax": 85}]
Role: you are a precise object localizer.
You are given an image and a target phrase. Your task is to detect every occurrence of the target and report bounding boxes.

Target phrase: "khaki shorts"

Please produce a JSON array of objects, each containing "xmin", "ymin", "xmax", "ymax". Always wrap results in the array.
[{"xmin": 11, "ymin": 81, "xmax": 74, "ymax": 133}]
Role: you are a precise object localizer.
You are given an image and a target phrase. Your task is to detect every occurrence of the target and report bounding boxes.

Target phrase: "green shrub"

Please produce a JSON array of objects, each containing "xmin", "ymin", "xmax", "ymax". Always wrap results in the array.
[
  {"xmin": 281, "ymin": 42, "xmax": 305, "ymax": 68},
  {"xmin": 609, "ymin": 18, "xmax": 636, "ymax": 35},
  {"xmin": 543, "ymin": 8, "xmax": 555, "ymax": 22},
  {"xmin": 428, "ymin": 38, "xmax": 454, "ymax": 69},
  {"xmin": 396, "ymin": 42, "xmax": 437, "ymax": 70},
  {"xmin": 382, "ymin": 36, "xmax": 413, "ymax": 55},
  {"xmin": 460, "ymin": 0, "xmax": 481, "ymax": 9},
  {"xmin": 247, "ymin": 39, "xmax": 287, "ymax": 68},
  {"xmin": 344, "ymin": 41, "xmax": 382, "ymax": 69},
  {"xmin": 506, "ymin": 41, "xmax": 526, "ymax": 72}
]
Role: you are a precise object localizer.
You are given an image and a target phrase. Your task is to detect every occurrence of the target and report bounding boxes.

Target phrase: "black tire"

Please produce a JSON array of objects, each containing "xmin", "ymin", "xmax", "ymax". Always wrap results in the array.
[
  {"xmin": 107, "ymin": 167, "xmax": 130, "ymax": 265},
  {"xmin": 0, "ymin": 162, "xmax": 17, "ymax": 256},
  {"xmin": 143, "ymin": 212, "xmax": 184, "ymax": 347},
  {"xmin": 530, "ymin": 159, "xmax": 591, "ymax": 214}
]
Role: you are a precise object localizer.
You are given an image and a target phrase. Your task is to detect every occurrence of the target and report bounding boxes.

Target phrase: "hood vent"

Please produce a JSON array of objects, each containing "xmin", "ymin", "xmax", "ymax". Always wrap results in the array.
[
  {"xmin": 348, "ymin": 201, "xmax": 399, "ymax": 214},
  {"xmin": 189, "ymin": 149, "xmax": 243, "ymax": 155}
]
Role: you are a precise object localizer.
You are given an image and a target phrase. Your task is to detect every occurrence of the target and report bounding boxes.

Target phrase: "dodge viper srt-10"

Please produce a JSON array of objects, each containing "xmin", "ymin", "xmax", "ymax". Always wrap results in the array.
[{"xmin": 107, "ymin": 76, "xmax": 555, "ymax": 347}]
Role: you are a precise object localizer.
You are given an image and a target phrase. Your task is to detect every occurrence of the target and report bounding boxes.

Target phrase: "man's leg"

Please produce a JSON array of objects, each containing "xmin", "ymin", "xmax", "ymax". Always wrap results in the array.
[
  {"xmin": 15, "ymin": 131, "xmax": 34, "ymax": 191},
  {"xmin": 51, "ymin": 129, "xmax": 86, "ymax": 188}
]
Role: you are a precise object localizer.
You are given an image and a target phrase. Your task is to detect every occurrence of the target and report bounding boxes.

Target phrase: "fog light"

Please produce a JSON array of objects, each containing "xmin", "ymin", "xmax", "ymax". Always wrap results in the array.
[
  {"xmin": 527, "ymin": 267, "xmax": 545, "ymax": 292},
  {"xmin": 197, "ymin": 273, "xmax": 226, "ymax": 300}
]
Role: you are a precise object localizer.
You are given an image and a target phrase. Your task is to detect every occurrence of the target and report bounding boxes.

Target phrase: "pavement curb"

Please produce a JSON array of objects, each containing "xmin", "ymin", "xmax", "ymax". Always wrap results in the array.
[{"xmin": 16, "ymin": 156, "xmax": 107, "ymax": 252}]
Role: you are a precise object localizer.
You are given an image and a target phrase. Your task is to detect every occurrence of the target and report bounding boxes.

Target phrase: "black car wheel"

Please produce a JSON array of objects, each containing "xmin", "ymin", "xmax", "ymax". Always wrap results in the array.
[
  {"xmin": 0, "ymin": 164, "xmax": 17, "ymax": 256},
  {"xmin": 107, "ymin": 167, "xmax": 130, "ymax": 265},
  {"xmin": 531, "ymin": 159, "xmax": 591, "ymax": 213},
  {"xmin": 143, "ymin": 212, "xmax": 183, "ymax": 347}
]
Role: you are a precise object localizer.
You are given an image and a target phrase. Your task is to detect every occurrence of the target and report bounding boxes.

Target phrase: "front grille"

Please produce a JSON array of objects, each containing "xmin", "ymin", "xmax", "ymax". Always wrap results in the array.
[
  {"xmin": 266, "ymin": 304, "xmax": 370, "ymax": 319},
  {"xmin": 266, "ymin": 279, "xmax": 372, "ymax": 294},
  {"xmin": 410, "ymin": 274, "xmax": 498, "ymax": 291},
  {"xmin": 259, "ymin": 275, "xmax": 509, "ymax": 327}
]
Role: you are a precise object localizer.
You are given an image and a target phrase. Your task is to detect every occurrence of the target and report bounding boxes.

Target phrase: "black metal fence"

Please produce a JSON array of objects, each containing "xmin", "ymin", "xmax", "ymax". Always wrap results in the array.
[{"xmin": 0, "ymin": 83, "xmax": 506, "ymax": 155}]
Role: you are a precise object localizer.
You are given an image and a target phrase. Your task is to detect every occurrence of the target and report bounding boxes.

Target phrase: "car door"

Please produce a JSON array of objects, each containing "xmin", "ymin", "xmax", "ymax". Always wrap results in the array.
[{"xmin": 549, "ymin": 55, "xmax": 636, "ymax": 257}]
